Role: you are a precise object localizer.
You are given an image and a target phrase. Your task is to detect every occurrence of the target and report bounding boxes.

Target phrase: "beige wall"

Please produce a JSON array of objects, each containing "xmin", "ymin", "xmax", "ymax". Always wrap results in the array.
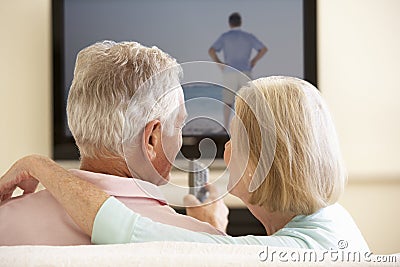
[
  {"xmin": 318, "ymin": 0, "xmax": 400, "ymax": 176},
  {"xmin": 0, "ymin": 0, "xmax": 51, "ymax": 172},
  {"xmin": 0, "ymin": 0, "xmax": 398, "ymax": 254},
  {"xmin": 318, "ymin": 0, "xmax": 400, "ymax": 254}
]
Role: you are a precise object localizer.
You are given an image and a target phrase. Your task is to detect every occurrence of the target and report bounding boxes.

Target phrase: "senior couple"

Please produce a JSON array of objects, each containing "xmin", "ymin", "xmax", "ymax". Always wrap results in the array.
[{"xmin": 0, "ymin": 41, "xmax": 369, "ymax": 251}]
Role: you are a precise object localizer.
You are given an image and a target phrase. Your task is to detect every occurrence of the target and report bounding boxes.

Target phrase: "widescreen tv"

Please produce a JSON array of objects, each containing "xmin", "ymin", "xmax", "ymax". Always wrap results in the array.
[{"xmin": 52, "ymin": 0, "xmax": 317, "ymax": 160}]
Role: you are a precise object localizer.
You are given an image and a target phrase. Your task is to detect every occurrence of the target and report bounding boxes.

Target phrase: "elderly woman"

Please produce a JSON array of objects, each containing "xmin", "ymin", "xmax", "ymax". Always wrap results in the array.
[{"xmin": 0, "ymin": 76, "xmax": 369, "ymax": 251}]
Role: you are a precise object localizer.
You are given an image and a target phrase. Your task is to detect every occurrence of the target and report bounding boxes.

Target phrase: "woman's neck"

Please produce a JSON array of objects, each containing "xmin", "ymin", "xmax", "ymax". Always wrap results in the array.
[{"xmin": 247, "ymin": 203, "xmax": 296, "ymax": 235}]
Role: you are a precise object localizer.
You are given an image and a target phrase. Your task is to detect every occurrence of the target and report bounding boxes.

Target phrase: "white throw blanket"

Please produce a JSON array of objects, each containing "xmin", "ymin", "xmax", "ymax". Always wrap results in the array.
[{"xmin": 0, "ymin": 242, "xmax": 398, "ymax": 266}]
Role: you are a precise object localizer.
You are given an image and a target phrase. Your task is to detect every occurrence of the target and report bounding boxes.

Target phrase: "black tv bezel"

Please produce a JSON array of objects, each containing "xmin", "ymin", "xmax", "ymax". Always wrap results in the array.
[{"xmin": 52, "ymin": 0, "xmax": 317, "ymax": 160}]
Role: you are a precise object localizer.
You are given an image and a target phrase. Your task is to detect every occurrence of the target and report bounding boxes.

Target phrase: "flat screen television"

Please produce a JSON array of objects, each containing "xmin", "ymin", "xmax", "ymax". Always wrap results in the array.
[{"xmin": 52, "ymin": 0, "xmax": 317, "ymax": 160}]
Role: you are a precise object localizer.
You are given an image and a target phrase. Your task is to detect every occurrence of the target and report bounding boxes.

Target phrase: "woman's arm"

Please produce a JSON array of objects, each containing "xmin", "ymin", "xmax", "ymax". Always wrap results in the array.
[
  {"xmin": 0, "ymin": 155, "xmax": 306, "ymax": 248},
  {"xmin": 0, "ymin": 155, "xmax": 229, "ymax": 239},
  {"xmin": 93, "ymin": 197, "xmax": 304, "ymax": 247},
  {"xmin": 0, "ymin": 155, "xmax": 109, "ymax": 236}
]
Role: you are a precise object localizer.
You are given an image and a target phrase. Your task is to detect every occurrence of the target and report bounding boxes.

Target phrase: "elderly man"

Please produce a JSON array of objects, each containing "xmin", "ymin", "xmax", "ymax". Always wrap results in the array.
[{"xmin": 0, "ymin": 41, "xmax": 227, "ymax": 245}]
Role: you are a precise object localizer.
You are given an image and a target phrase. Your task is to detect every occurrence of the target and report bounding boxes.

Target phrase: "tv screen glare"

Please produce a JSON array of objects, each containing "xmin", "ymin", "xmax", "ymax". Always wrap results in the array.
[{"xmin": 52, "ymin": 0, "xmax": 317, "ymax": 160}]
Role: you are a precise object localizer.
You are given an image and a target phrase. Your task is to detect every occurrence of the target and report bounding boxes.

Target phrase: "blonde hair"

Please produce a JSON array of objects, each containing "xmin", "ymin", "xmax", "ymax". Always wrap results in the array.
[
  {"xmin": 67, "ymin": 41, "xmax": 182, "ymax": 159},
  {"xmin": 234, "ymin": 76, "xmax": 346, "ymax": 215}
]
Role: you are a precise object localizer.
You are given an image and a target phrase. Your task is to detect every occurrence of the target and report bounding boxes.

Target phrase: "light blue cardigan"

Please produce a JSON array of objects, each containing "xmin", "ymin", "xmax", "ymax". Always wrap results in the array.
[{"xmin": 92, "ymin": 197, "xmax": 370, "ymax": 251}]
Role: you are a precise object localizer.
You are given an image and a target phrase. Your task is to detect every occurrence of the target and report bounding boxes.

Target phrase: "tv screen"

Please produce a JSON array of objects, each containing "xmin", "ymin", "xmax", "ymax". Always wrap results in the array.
[{"xmin": 52, "ymin": 0, "xmax": 317, "ymax": 160}]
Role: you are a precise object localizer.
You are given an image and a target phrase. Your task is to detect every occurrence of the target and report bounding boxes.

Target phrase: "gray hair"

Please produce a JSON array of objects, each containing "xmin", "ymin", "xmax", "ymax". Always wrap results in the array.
[{"xmin": 67, "ymin": 41, "xmax": 182, "ymax": 159}]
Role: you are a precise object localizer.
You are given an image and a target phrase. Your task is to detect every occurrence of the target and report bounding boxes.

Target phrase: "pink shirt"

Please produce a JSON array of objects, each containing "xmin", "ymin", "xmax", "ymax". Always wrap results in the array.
[{"xmin": 0, "ymin": 169, "xmax": 223, "ymax": 246}]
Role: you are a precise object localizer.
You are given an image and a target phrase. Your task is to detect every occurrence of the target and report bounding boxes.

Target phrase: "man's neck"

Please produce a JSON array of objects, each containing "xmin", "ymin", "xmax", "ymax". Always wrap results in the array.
[
  {"xmin": 230, "ymin": 26, "xmax": 241, "ymax": 30},
  {"xmin": 80, "ymin": 156, "xmax": 131, "ymax": 178}
]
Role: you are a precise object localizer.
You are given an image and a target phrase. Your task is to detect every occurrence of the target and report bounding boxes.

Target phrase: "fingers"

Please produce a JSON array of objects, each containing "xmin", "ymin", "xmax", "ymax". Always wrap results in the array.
[
  {"xmin": 205, "ymin": 183, "xmax": 219, "ymax": 200},
  {"xmin": 183, "ymin": 194, "xmax": 201, "ymax": 207},
  {"xmin": 0, "ymin": 158, "xmax": 38, "ymax": 201},
  {"xmin": 2, "ymin": 193, "xmax": 12, "ymax": 201},
  {"xmin": 185, "ymin": 184, "xmax": 222, "ymax": 207},
  {"xmin": 0, "ymin": 186, "xmax": 15, "ymax": 202},
  {"xmin": 20, "ymin": 179, "xmax": 39, "ymax": 194}
]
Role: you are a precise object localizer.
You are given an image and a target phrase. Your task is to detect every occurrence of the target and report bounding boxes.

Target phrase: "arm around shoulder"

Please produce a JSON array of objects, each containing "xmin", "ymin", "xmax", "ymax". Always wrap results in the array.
[{"xmin": 0, "ymin": 155, "xmax": 110, "ymax": 236}]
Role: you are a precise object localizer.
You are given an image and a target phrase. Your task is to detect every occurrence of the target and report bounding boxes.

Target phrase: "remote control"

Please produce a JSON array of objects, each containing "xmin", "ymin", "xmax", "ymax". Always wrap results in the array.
[{"xmin": 188, "ymin": 161, "xmax": 209, "ymax": 203}]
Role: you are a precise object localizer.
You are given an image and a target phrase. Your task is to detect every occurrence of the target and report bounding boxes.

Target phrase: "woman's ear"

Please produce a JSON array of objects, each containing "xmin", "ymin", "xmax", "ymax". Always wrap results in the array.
[{"xmin": 143, "ymin": 120, "xmax": 162, "ymax": 161}]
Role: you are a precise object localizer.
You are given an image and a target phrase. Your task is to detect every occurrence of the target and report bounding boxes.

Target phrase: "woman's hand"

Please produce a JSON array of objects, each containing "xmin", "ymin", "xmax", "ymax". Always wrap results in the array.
[
  {"xmin": 1, "ymin": 154, "xmax": 109, "ymax": 236},
  {"xmin": 184, "ymin": 184, "xmax": 229, "ymax": 233},
  {"xmin": 0, "ymin": 155, "xmax": 40, "ymax": 202}
]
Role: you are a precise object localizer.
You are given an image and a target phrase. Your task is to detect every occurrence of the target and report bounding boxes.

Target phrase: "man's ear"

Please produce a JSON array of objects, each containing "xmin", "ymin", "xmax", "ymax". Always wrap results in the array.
[{"xmin": 143, "ymin": 120, "xmax": 162, "ymax": 161}]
